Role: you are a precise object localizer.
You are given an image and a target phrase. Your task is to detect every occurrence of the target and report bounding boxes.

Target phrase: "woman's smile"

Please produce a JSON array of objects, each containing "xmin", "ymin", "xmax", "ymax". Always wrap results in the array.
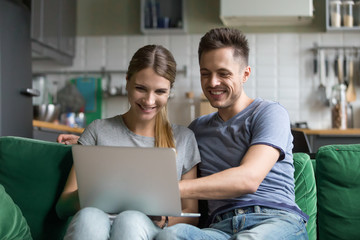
[{"xmin": 137, "ymin": 103, "xmax": 157, "ymax": 113}]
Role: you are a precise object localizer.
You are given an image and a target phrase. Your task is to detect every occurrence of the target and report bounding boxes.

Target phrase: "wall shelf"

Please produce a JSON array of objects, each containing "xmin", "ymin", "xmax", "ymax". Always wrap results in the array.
[
  {"xmin": 326, "ymin": 0, "xmax": 360, "ymax": 31},
  {"xmin": 140, "ymin": 0, "xmax": 186, "ymax": 34}
]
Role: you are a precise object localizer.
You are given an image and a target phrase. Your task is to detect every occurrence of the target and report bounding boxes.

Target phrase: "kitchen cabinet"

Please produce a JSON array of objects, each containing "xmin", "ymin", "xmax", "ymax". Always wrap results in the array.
[
  {"xmin": 220, "ymin": 0, "xmax": 313, "ymax": 26},
  {"xmin": 140, "ymin": 0, "xmax": 186, "ymax": 34},
  {"xmin": 59, "ymin": 0, "xmax": 76, "ymax": 56},
  {"xmin": 326, "ymin": 0, "xmax": 360, "ymax": 31},
  {"xmin": 31, "ymin": 0, "xmax": 76, "ymax": 65}
]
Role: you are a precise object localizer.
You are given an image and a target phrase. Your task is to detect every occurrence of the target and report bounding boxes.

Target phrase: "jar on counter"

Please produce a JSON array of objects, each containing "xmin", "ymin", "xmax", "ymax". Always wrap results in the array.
[
  {"xmin": 342, "ymin": 0, "xmax": 355, "ymax": 27},
  {"xmin": 330, "ymin": 0, "xmax": 342, "ymax": 27},
  {"xmin": 331, "ymin": 83, "xmax": 348, "ymax": 129}
]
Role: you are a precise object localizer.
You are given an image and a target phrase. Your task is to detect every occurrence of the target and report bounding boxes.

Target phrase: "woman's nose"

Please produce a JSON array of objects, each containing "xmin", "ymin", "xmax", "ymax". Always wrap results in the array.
[{"xmin": 143, "ymin": 92, "xmax": 155, "ymax": 105}]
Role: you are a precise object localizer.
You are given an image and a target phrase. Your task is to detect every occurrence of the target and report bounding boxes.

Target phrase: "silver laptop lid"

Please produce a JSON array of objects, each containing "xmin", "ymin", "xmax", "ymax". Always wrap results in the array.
[{"xmin": 72, "ymin": 145, "xmax": 185, "ymax": 216}]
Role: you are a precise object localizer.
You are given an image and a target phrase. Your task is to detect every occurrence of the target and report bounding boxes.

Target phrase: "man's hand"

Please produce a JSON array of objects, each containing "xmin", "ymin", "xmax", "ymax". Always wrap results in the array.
[{"xmin": 57, "ymin": 134, "xmax": 80, "ymax": 145}]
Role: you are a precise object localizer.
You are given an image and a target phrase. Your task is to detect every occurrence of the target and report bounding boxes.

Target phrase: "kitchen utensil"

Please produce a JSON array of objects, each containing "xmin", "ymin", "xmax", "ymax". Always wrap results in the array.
[
  {"xmin": 346, "ymin": 58, "xmax": 356, "ymax": 102},
  {"xmin": 313, "ymin": 50, "xmax": 318, "ymax": 77},
  {"xmin": 343, "ymin": 53, "xmax": 348, "ymax": 86},
  {"xmin": 312, "ymin": 50, "xmax": 318, "ymax": 88},
  {"xmin": 324, "ymin": 53, "xmax": 330, "ymax": 106},
  {"xmin": 336, "ymin": 53, "xmax": 343, "ymax": 84},
  {"xmin": 347, "ymin": 103, "xmax": 354, "ymax": 128},
  {"xmin": 317, "ymin": 50, "xmax": 327, "ymax": 104},
  {"xmin": 334, "ymin": 53, "xmax": 339, "ymax": 79},
  {"xmin": 33, "ymin": 104, "xmax": 61, "ymax": 122}
]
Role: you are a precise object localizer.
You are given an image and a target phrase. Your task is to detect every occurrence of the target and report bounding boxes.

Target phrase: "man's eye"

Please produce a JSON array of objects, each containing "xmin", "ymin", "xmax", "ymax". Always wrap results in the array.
[
  {"xmin": 201, "ymin": 73, "xmax": 210, "ymax": 77},
  {"xmin": 219, "ymin": 73, "xmax": 230, "ymax": 78}
]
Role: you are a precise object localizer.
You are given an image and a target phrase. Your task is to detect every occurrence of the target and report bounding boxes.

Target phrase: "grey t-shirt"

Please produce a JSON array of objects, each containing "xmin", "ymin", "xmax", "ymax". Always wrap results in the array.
[
  {"xmin": 189, "ymin": 98, "xmax": 308, "ymax": 221},
  {"xmin": 79, "ymin": 115, "xmax": 201, "ymax": 180}
]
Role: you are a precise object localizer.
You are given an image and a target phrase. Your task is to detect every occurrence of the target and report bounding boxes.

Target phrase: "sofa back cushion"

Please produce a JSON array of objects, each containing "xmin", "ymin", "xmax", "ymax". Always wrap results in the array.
[
  {"xmin": 293, "ymin": 153, "xmax": 317, "ymax": 240},
  {"xmin": 316, "ymin": 144, "xmax": 360, "ymax": 240},
  {"xmin": 0, "ymin": 136, "xmax": 73, "ymax": 240}
]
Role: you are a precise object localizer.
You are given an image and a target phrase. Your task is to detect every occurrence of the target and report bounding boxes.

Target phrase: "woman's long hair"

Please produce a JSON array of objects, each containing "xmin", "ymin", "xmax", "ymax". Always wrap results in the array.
[{"xmin": 126, "ymin": 45, "xmax": 176, "ymax": 148}]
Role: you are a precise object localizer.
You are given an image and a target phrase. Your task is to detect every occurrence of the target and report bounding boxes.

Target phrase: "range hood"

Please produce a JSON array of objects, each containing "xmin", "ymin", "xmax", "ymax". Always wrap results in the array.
[{"xmin": 220, "ymin": 0, "xmax": 313, "ymax": 26}]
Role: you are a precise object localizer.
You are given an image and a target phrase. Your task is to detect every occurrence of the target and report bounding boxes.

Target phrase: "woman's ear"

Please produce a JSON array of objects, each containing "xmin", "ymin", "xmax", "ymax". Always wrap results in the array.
[{"xmin": 125, "ymin": 76, "xmax": 129, "ymax": 91}]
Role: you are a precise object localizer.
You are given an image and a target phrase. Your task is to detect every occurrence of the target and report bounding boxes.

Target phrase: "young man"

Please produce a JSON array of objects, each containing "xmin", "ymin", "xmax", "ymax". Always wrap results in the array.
[{"xmin": 156, "ymin": 28, "xmax": 308, "ymax": 239}]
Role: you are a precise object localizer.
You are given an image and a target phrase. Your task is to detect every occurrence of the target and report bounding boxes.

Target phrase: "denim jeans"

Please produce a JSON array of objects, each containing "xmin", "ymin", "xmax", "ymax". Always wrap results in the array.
[
  {"xmin": 64, "ymin": 208, "xmax": 161, "ymax": 240},
  {"xmin": 155, "ymin": 206, "xmax": 308, "ymax": 240}
]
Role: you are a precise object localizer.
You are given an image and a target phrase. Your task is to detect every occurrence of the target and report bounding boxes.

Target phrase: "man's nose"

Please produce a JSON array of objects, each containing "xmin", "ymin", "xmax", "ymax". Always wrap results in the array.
[{"xmin": 208, "ymin": 75, "xmax": 221, "ymax": 87}]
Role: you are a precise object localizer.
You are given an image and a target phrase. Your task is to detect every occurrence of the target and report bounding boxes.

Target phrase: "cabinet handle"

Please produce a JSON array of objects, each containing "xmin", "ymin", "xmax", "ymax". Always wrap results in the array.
[{"xmin": 20, "ymin": 88, "xmax": 40, "ymax": 97}]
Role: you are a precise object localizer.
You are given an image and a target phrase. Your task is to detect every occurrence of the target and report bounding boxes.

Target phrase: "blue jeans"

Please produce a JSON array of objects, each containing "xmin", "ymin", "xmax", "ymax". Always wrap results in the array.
[
  {"xmin": 155, "ymin": 206, "xmax": 308, "ymax": 240},
  {"xmin": 64, "ymin": 208, "xmax": 161, "ymax": 240}
]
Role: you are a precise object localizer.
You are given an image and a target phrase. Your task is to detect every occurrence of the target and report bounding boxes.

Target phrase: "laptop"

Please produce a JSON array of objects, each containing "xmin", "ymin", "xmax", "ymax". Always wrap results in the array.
[{"xmin": 72, "ymin": 145, "xmax": 200, "ymax": 217}]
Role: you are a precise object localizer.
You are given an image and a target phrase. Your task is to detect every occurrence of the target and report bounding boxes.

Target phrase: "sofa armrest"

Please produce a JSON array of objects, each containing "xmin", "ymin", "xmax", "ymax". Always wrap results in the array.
[
  {"xmin": 293, "ymin": 153, "xmax": 317, "ymax": 240},
  {"xmin": 0, "ymin": 136, "xmax": 73, "ymax": 240}
]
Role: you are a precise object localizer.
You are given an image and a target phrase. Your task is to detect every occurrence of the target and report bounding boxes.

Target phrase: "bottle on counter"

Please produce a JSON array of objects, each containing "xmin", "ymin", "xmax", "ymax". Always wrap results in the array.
[{"xmin": 331, "ymin": 83, "xmax": 348, "ymax": 129}]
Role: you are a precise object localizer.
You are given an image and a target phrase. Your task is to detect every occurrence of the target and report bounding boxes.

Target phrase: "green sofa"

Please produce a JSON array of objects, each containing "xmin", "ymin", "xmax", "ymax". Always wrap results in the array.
[{"xmin": 0, "ymin": 136, "xmax": 359, "ymax": 240}]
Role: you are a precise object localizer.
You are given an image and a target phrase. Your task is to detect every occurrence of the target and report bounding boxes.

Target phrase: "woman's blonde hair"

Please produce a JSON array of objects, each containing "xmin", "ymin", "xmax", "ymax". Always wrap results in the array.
[{"xmin": 126, "ymin": 45, "xmax": 176, "ymax": 148}]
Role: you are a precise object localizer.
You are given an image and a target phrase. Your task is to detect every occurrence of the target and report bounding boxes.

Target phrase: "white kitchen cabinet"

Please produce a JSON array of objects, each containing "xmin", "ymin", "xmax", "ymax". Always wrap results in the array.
[
  {"xmin": 140, "ymin": 0, "xmax": 186, "ymax": 34},
  {"xmin": 31, "ymin": 0, "xmax": 76, "ymax": 65},
  {"xmin": 326, "ymin": 0, "xmax": 360, "ymax": 31},
  {"xmin": 220, "ymin": 0, "xmax": 313, "ymax": 26}
]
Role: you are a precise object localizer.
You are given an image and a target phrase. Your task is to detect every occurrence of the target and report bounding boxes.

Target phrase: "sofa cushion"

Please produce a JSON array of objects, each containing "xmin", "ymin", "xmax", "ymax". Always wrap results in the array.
[
  {"xmin": 316, "ymin": 144, "xmax": 360, "ymax": 240},
  {"xmin": 0, "ymin": 136, "xmax": 73, "ymax": 240},
  {"xmin": 293, "ymin": 153, "xmax": 317, "ymax": 240},
  {"xmin": 0, "ymin": 184, "xmax": 32, "ymax": 240}
]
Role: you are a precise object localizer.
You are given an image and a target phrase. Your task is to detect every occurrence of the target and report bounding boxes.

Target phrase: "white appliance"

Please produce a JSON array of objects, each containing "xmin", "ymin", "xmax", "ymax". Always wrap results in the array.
[{"xmin": 220, "ymin": 0, "xmax": 314, "ymax": 26}]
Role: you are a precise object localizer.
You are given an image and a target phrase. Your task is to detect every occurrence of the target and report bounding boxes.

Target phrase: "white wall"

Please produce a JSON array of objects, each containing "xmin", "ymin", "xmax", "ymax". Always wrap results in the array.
[{"xmin": 32, "ymin": 32, "xmax": 360, "ymax": 128}]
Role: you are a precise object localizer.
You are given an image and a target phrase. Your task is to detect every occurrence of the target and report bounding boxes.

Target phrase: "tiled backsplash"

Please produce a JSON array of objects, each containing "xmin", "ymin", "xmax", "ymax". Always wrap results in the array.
[{"xmin": 32, "ymin": 32, "xmax": 360, "ymax": 128}]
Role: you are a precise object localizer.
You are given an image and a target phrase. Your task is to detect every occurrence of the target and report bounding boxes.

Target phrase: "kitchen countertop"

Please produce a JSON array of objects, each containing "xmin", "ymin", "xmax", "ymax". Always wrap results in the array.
[
  {"xmin": 293, "ymin": 128, "xmax": 360, "ymax": 152},
  {"xmin": 293, "ymin": 128, "xmax": 360, "ymax": 135},
  {"xmin": 33, "ymin": 120, "xmax": 84, "ymax": 134}
]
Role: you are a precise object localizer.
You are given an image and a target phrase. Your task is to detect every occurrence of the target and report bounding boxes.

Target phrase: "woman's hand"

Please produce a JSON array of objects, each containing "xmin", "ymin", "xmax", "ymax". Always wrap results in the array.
[
  {"xmin": 149, "ymin": 216, "xmax": 168, "ymax": 228},
  {"xmin": 57, "ymin": 134, "xmax": 80, "ymax": 145}
]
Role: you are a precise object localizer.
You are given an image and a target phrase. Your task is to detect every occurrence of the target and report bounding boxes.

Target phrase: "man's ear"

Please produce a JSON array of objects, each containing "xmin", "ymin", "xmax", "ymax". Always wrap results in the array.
[{"xmin": 243, "ymin": 66, "xmax": 251, "ymax": 83}]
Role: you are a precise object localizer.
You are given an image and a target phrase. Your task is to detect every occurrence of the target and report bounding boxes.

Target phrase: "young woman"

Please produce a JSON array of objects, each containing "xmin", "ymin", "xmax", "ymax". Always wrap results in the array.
[{"xmin": 56, "ymin": 45, "xmax": 201, "ymax": 240}]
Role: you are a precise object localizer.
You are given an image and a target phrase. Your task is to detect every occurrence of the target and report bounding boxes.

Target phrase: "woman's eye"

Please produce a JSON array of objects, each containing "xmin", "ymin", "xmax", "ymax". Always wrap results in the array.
[
  {"xmin": 135, "ymin": 86, "xmax": 146, "ymax": 91},
  {"xmin": 156, "ymin": 90, "xmax": 167, "ymax": 95}
]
